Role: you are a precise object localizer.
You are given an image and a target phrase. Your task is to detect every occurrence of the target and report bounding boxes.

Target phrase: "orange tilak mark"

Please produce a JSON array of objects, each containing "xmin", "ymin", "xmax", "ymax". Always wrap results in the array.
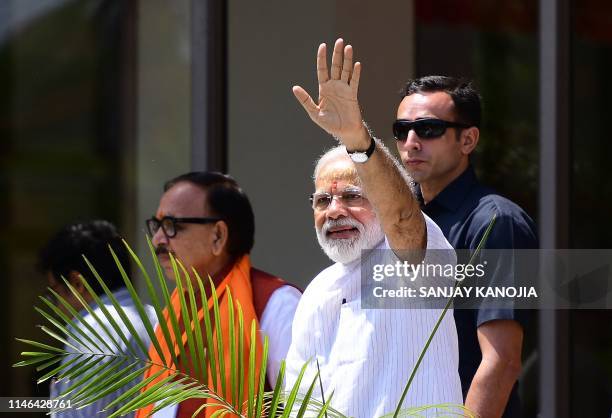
[{"xmin": 331, "ymin": 180, "xmax": 338, "ymax": 193}]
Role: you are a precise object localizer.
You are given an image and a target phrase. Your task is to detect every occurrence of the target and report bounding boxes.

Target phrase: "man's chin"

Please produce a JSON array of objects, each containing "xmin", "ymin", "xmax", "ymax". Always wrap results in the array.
[
  {"xmin": 320, "ymin": 241, "xmax": 360, "ymax": 265},
  {"xmin": 405, "ymin": 169, "xmax": 427, "ymax": 183},
  {"xmin": 326, "ymin": 251, "xmax": 360, "ymax": 265},
  {"xmin": 156, "ymin": 258, "xmax": 176, "ymax": 280},
  {"xmin": 161, "ymin": 266, "xmax": 177, "ymax": 281}
]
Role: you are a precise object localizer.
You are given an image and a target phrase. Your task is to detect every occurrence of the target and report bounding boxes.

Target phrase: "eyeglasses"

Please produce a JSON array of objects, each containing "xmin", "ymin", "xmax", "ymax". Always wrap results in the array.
[
  {"xmin": 393, "ymin": 118, "xmax": 470, "ymax": 141},
  {"xmin": 146, "ymin": 216, "xmax": 221, "ymax": 238},
  {"xmin": 309, "ymin": 189, "xmax": 365, "ymax": 210}
]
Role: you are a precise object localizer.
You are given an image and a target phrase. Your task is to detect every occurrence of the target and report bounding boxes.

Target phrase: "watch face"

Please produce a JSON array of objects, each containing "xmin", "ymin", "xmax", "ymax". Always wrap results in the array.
[{"xmin": 350, "ymin": 152, "xmax": 368, "ymax": 163}]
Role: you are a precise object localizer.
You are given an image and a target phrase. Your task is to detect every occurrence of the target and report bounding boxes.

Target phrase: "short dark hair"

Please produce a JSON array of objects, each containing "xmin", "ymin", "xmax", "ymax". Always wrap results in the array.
[
  {"xmin": 164, "ymin": 172, "xmax": 255, "ymax": 258},
  {"xmin": 38, "ymin": 220, "xmax": 130, "ymax": 295},
  {"xmin": 402, "ymin": 75, "xmax": 482, "ymax": 128}
]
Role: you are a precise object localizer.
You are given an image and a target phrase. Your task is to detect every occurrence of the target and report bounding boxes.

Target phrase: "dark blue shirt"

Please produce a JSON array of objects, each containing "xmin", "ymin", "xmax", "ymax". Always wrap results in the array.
[{"xmin": 421, "ymin": 166, "xmax": 538, "ymax": 418}]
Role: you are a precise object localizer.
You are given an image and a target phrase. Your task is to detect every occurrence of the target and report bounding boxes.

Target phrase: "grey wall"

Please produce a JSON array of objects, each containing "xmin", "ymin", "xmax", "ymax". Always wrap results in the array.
[
  {"xmin": 135, "ymin": 0, "xmax": 191, "ymax": 290},
  {"xmin": 228, "ymin": 1, "xmax": 415, "ymax": 287}
]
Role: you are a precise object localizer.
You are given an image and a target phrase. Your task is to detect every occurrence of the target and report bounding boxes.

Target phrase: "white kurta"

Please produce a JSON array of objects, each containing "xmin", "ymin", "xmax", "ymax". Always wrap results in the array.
[{"xmin": 285, "ymin": 214, "xmax": 463, "ymax": 417}]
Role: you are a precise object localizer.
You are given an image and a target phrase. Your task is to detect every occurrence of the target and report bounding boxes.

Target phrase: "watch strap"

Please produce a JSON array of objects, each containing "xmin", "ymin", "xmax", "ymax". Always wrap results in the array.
[{"xmin": 347, "ymin": 136, "xmax": 376, "ymax": 158}]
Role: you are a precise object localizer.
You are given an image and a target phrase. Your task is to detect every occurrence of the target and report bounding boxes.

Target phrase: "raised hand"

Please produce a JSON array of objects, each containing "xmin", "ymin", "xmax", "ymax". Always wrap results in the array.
[{"xmin": 293, "ymin": 38, "xmax": 369, "ymax": 149}]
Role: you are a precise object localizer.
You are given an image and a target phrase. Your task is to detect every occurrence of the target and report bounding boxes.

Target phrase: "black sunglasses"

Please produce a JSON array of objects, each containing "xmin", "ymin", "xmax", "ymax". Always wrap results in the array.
[
  {"xmin": 146, "ymin": 216, "xmax": 221, "ymax": 238},
  {"xmin": 393, "ymin": 118, "xmax": 471, "ymax": 141}
]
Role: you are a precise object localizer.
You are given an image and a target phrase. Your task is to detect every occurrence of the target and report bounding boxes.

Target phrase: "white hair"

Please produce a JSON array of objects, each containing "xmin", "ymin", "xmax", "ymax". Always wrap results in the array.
[
  {"xmin": 312, "ymin": 145, "xmax": 352, "ymax": 182},
  {"xmin": 312, "ymin": 141, "xmax": 419, "ymax": 196}
]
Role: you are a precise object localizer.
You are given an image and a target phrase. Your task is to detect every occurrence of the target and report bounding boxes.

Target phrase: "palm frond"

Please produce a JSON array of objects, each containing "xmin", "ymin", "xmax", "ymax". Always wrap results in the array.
[
  {"xmin": 14, "ymin": 228, "xmax": 475, "ymax": 418},
  {"xmin": 253, "ymin": 336, "xmax": 268, "ymax": 418},
  {"xmin": 380, "ymin": 403, "xmax": 475, "ymax": 417},
  {"xmin": 129, "ymin": 237, "xmax": 176, "ymax": 367},
  {"xmin": 185, "ymin": 265, "xmax": 208, "ymax": 383},
  {"xmin": 14, "ymin": 239, "xmax": 329, "ymax": 417}
]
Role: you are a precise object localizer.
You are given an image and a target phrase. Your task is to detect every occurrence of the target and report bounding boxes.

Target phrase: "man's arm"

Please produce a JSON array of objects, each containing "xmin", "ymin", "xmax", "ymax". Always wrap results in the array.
[
  {"xmin": 292, "ymin": 38, "xmax": 425, "ymax": 252},
  {"xmin": 465, "ymin": 319, "xmax": 523, "ymax": 418},
  {"xmin": 464, "ymin": 208, "xmax": 535, "ymax": 417}
]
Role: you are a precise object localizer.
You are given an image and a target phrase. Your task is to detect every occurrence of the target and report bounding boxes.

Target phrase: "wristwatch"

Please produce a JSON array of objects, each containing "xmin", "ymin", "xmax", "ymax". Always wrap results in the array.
[{"xmin": 347, "ymin": 136, "xmax": 376, "ymax": 163}]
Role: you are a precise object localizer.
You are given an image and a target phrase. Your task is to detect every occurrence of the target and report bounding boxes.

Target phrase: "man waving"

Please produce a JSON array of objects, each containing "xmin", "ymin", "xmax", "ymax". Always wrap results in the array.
[{"xmin": 285, "ymin": 39, "xmax": 463, "ymax": 417}]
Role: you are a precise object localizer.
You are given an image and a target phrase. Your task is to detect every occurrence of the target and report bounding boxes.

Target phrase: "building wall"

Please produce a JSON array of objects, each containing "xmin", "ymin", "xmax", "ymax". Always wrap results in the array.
[{"xmin": 227, "ymin": 0, "xmax": 415, "ymax": 287}]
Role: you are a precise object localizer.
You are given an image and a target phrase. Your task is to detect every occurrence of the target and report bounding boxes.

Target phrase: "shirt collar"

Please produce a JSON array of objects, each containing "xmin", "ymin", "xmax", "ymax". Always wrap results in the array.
[{"xmin": 425, "ymin": 165, "xmax": 478, "ymax": 212}]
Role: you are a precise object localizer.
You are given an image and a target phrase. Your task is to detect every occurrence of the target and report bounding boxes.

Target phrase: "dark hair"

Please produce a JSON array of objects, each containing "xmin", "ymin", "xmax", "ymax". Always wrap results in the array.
[
  {"xmin": 402, "ymin": 75, "xmax": 481, "ymax": 128},
  {"xmin": 38, "ymin": 220, "xmax": 130, "ymax": 295},
  {"xmin": 164, "ymin": 172, "xmax": 255, "ymax": 258}
]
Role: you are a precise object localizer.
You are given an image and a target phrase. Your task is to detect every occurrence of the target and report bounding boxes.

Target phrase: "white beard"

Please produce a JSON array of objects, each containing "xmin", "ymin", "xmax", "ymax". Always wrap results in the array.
[{"xmin": 316, "ymin": 216, "xmax": 385, "ymax": 265}]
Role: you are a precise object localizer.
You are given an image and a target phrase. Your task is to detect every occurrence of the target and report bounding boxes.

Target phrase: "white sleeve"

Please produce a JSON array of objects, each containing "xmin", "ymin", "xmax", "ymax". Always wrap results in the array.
[
  {"xmin": 259, "ymin": 285, "xmax": 302, "ymax": 388},
  {"xmin": 424, "ymin": 213, "xmax": 454, "ymax": 250},
  {"xmin": 423, "ymin": 213, "xmax": 457, "ymax": 267}
]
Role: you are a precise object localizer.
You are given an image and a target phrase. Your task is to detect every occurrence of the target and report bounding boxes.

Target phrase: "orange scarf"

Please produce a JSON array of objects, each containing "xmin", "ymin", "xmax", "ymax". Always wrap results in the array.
[{"xmin": 135, "ymin": 255, "xmax": 262, "ymax": 418}]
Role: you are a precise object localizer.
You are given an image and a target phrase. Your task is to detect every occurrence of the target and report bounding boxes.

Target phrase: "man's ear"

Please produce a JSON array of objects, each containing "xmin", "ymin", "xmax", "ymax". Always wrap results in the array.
[
  {"xmin": 211, "ymin": 221, "xmax": 229, "ymax": 256},
  {"xmin": 460, "ymin": 127, "xmax": 479, "ymax": 155},
  {"xmin": 67, "ymin": 270, "xmax": 86, "ymax": 294}
]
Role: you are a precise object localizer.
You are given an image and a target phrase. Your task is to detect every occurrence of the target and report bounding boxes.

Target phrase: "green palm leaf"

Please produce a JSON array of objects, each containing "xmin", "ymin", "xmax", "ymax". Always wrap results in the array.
[
  {"xmin": 14, "ymin": 228, "xmax": 478, "ymax": 418},
  {"xmin": 15, "ymin": 239, "xmax": 327, "ymax": 417}
]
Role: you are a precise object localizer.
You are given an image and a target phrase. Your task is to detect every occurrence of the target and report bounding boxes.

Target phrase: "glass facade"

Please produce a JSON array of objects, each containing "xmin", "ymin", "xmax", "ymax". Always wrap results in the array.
[
  {"xmin": 0, "ymin": 1, "xmax": 131, "ymax": 408},
  {"xmin": 0, "ymin": 2, "xmax": 191, "ymax": 414},
  {"xmin": 570, "ymin": 1, "xmax": 612, "ymax": 415},
  {"xmin": 414, "ymin": 2, "xmax": 540, "ymax": 415},
  {"xmin": 415, "ymin": 0, "xmax": 539, "ymax": 218}
]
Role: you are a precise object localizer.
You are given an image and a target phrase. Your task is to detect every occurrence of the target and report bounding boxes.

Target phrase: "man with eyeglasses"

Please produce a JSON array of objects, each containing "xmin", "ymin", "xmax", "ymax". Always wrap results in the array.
[
  {"xmin": 38, "ymin": 220, "xmax": 156, "ymax": 417},
  {"xmin": 284, "ymin": 39, "xmax": 463, "ymax": 417},
  {"xmin": 394, "ymin": 76, "xmax": 538, "ymax": 418},
  {"xmin": 136, "ymin": 171, "xmax": 301, "ymax": 418}
]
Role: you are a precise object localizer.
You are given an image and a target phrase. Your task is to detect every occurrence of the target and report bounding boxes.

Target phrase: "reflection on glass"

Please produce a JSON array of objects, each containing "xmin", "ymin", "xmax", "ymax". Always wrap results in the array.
[
  {"xmin": 0, "ymin": 0, "xmax": 129, "ymax": 403},
  {"xmin": 414, "ymin": 1, "xmax": 539, "ymax": 416},
  {"xmin": 570, "ymin": 1, "xmax": 612, "ymax": 416}
]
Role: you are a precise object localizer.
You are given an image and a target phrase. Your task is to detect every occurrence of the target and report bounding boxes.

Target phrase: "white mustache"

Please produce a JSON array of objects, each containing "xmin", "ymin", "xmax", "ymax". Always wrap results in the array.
[{"xmin": 321, "ymin": 217, "xmax": 363, "ymax": 236}]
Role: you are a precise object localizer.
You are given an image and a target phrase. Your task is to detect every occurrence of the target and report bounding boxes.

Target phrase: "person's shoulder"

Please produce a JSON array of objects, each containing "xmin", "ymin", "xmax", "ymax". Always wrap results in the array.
[
  {"xmin": 268, "ymin": 284, "xmax": 302, "ymax": 302},
  {"xmin": 303, "ymin": 263, "xmax": 344, "ymax": 296},
  {"xmin": 260, "ymin": 285, "xmax": 301, "ymax": 328},
  {"xmin": 467, "ymin": 189, "xmax": 538, "ymax": 248},
  {"xmin": 470, "ymin": 190, "xmax": 534, "ymax": 227},
  {"xmin": 251, "ymin": 267, "xmax": 291, "ymax": 285},
  {"xmin": 311, "ymin": 262, "xmax": 343, "ymax": 285},
  {"xmin": 479, "ymin": 190, "xmax": 528, "ymax": 214},
  {"xmin": 251, "ymin": 267, "xmax": 302, "ymax": 293}
]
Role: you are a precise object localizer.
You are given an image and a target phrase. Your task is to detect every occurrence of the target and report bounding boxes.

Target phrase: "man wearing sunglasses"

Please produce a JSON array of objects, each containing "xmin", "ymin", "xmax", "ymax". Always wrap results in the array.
[
  {"xmin": 395, "ymin": 76, "xmax": 538, "ymax": 418},
  {"xmin": 137, "ymin": 171, "xmax": 301, "ymax": 418},
  {"xmin": 285, "ymin": 39, "xmax": 463, "ymax": 417}
]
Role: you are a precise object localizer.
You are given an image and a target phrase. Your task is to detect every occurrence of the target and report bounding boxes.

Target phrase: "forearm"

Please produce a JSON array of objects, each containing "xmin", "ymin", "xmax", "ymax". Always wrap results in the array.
[
  {"xmin": 464, "ymin": 357, "xmax": 521, "ymax": 418},
  {"xmin": 347, "ymin": 125, "xmax": 425, "ymax": 251}
]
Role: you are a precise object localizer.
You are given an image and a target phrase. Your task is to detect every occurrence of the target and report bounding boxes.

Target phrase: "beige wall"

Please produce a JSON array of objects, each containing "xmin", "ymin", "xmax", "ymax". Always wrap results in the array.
[
  {"xmin": 135, "ymin": 0, "xmax": 191, "ymax": 284},
  {"xmin": 228, "ymin": 1, "xmax": 415, "ymax": 287}
]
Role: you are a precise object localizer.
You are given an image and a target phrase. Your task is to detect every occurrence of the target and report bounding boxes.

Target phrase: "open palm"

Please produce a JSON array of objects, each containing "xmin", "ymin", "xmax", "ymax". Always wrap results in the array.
[{"xmin": 293, "ymin": 39, "xmax": 365, "ymax": 143}]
